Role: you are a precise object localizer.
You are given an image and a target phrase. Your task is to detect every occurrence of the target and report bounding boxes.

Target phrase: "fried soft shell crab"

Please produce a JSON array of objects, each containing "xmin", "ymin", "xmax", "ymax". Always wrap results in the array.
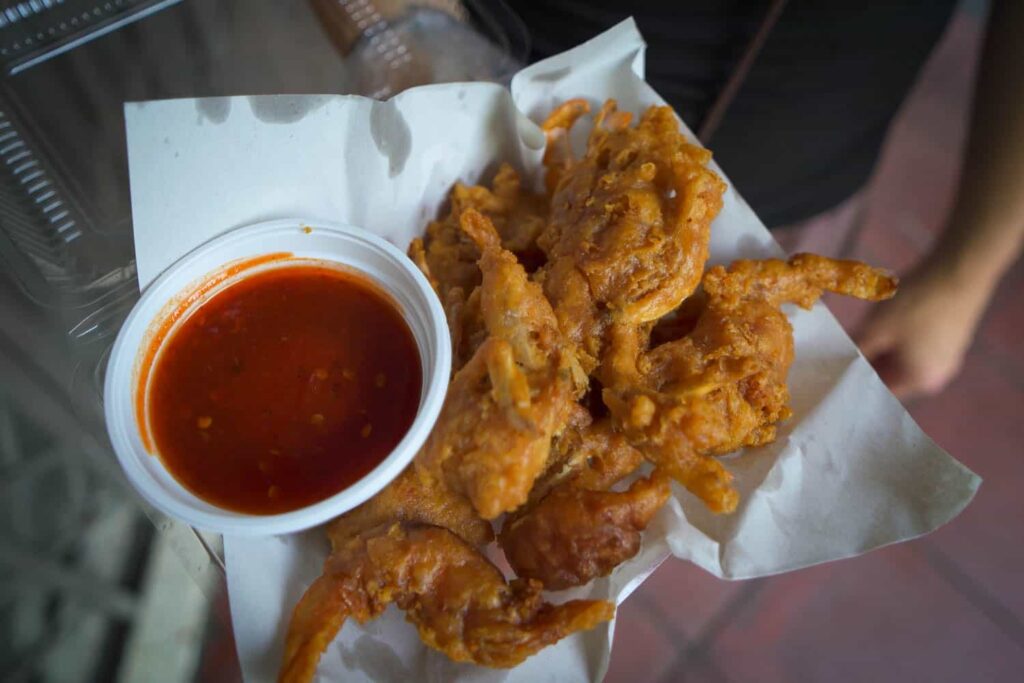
[{"xmin": 279, "ymin": 99, "xmax": 897, "ymax": 682}]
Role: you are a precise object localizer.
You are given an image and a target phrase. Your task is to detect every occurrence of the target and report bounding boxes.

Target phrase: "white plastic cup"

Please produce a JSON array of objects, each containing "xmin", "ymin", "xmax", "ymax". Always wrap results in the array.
[{"xmin": 104, "ymin": 219, "xmax": 451, "ymax": 536}]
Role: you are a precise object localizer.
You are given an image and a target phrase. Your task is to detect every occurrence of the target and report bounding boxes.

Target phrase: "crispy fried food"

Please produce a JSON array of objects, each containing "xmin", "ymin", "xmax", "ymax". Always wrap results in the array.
[
  {"xmin": 603, "ymin": 254, "xmax": 898, "ymax": 513},
  {"xmin": 487, "ymin": 163, "xmax": 550, "ymax": 263},
  {"xmin": 541, "ymin": 98, "xmax": 591, "ymax": 194},
  {"xmin": 280, "ymin": 523, "xmax": 613, "ymax": 683},
  {"xmin": 500, "ymin": 473, "xmax": 669, "ymax": 590},
  {"xmin": 703, "ymin": 253, "xmax": 899, "ymax": 309},
  {"xmin": 418, "ymin": 209, "xmax": 578, "ymax": 519},
  {"xmin": 537, "ymin": 100, "xmax": 726, "ymax": 373},
  {"xmin": 281, "ymin": 99, "xmax": 902, "ymax": 680},
  {"xmin": 327, "ymin": 467, "xmax": 493, "ymax": 549},
  {"xmin": 521, "ymin": 411, "xmax": 642, "ymax": 505},
  {"xmin": 437, "ymin": 284, "xmax": 485, "ymax": 372},
  {"xmin": 500, "ymin": 417, "xmax": 669, "ymax": 590},
  {"xmin": 411, "ymin": 163, "xmax": 549, "ymax": 301},
  {"xmin": 411, "ymin": 164, "xmax": 552, "ymax": 371}
]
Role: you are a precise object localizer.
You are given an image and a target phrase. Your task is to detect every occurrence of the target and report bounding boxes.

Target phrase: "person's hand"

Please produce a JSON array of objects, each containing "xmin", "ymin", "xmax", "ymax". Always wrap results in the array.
[{"xmin": 855, "ymin": 262, "xmax": 992, "ymax": 399}]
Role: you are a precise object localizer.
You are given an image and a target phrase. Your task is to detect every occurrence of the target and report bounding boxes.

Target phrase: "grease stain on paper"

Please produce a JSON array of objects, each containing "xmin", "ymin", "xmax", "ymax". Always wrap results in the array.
[
  {"xmin": 338, "ymin": 634, "xmax": 414, "ymax": 683},
  {"xmin": 248, "ymin": 95, "xmax": 330, "ymax": 124},
  {"xmin": 370, "ymin": 100, "xmax": 412, "ymax": 177},
  {"xmin": 196, "ymin": 97, "xmax": 231, "ymax": 124},
  {"xmin": 532, "ymin": 65, "xmax": 571, "ymax": 82}
]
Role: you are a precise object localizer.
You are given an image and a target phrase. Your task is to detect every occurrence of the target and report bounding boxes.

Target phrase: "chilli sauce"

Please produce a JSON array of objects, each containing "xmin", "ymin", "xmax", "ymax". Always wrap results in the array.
[{"xmin": 146, "ymin": 264, "xmax": 422, "ymax": 514}]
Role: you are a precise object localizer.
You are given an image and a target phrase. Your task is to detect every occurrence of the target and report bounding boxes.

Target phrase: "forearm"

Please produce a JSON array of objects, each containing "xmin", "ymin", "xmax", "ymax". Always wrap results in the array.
[{"xmin": 929, "ymin": 0, "xmax": 1024, "ymax": 293}]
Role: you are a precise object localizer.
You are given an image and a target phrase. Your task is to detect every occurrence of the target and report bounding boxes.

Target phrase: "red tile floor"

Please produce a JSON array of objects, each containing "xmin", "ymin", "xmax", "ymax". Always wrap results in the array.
[{"xmin": 195, "ymin": 4, "xmax": 1024, "ymax": 682}]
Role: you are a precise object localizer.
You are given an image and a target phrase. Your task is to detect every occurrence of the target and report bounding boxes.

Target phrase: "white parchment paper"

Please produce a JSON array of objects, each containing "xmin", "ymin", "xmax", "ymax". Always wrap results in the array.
[{"xmin": 124, "ymin": 19, "xmax": 980, "ymax": 683}]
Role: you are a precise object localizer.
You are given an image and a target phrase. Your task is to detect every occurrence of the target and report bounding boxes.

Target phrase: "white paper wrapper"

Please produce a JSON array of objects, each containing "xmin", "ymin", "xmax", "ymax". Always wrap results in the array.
[{"xmin": 124, "ymin": 19, "xmax": 980, "ymax": 683}]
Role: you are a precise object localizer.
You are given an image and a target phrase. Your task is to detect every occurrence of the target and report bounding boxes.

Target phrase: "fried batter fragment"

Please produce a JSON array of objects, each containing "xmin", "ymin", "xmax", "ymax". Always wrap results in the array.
[
  {"xmin": 280, "ymin": 523, "xmax": 613, "ymax": 683},
  {"xmin": 537, "ymin": 100, "xmax": 726, "ymax": 373},
  {"xmin": 704, "ymin": 253, "xmax": 899, "ymax": 309},
  {"xmin": 418, "ymin": 210, "xmax": 578, "ymax": 519},
  {"xmin": 603, "ymin": 254, "xmax": 898, "ymax": 513},
  {"xmin": 541, "ymin": 98, "xmax": 591, "ymax": 194}
]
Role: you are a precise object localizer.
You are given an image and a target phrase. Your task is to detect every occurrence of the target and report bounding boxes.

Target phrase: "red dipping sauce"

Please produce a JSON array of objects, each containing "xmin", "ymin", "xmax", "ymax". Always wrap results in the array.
[{"xmin": 146, "ymin": 263, "xmax": 422, "ymax": 514}]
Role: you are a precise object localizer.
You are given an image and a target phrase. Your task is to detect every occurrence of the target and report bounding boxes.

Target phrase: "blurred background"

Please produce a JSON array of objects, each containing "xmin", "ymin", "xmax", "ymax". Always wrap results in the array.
[{"xmin": 0, "ymin": 1, "xmax": 1019, "ymax": 682}]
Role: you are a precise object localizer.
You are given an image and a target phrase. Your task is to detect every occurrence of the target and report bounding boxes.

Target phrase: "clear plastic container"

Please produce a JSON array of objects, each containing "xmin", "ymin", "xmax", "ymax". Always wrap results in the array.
[{"xmin": 333, "ymin": 0, "xmax": 526, "ymax": 97}]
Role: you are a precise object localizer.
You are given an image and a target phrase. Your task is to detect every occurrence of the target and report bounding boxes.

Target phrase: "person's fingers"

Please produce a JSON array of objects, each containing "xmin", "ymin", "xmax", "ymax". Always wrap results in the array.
[
  {"xmin": 888, "ymin": 377, "xmax": 915, "ymax": 400},
  {"xmin": 870, "ymin": 351, "xmax": 898, "ymax": 384},
  {"xmin": 916, "ymin": 361, "xmax": 959, "ymax": 396},
  {"xmin": 869, "ymin": 351, "xmax": 912, "ymax": 398}
]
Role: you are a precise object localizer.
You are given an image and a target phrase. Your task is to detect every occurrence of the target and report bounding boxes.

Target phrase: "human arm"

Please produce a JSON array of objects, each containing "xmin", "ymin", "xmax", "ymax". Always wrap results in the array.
[{"xmin": 857, "ymin": 0, "xmax": 1024, "ymax": 398}]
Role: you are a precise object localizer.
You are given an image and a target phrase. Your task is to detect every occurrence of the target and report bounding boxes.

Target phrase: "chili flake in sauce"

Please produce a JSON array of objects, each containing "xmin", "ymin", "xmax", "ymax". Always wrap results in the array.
[{"xmin": 147, "ymin": 264, "xmax": 422, "ymax": 514}]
